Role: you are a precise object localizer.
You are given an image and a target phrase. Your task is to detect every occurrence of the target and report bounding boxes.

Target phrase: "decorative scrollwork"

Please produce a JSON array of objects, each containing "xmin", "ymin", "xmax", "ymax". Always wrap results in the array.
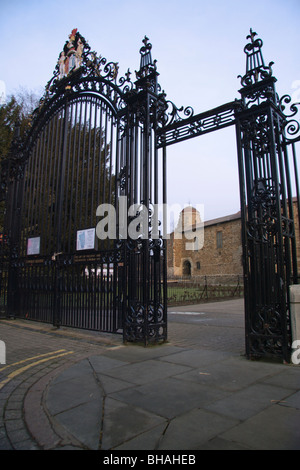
[
  {"xmin": 283, "ymin": 119, "xmax": 300, "ymax": 141},
  {"xmin": 241, "ymin": 83, "xmax": 277, "ymax": 109},
  {"xmin": 240, "ymin": 113, "xmax": 272, "ymax": 156},
  {"xmin": 124, "ymin": 303, "xmax": 145, "ymax": 342},
  {"xmin": 157, "ymin": 100, "xmax": 194, "ymax": 128},
  {"xmin": 148, "ymin": 302, "xmax": 164, "ymax": 324},
  {"xmin": 156, "ymin": 101, "xmax": 239, "ymax": 148},
  {"xmin": 248, "ymin": 304, "xmax": 289, "ymax": 358},
  {"xmin": 251, "ymin": 180, "xmax": 276, "ymax": 210},
  {"xmin": 279, "ymin": 94, "xmax": 300, "ymax": 141},
  {"xmin": 124, "ymin": 301, "xmax": 166, "ymax": 343},
  {"xmin": 252, "ymin": 306, "xmax": 282, "ymax": 335},
  {"xmin": 281, "ymin": 216, "xmax": 294, "ymax": 238},
  {"xmin": 247, "ymin": 215, "xmax": 277, "ymax": 242},
  {"xmin": 247, "ymin": 180, "xmax": 279, "ymax": 241},
  {"xmin": 279, "ymin": 94, "xmax": 300, "ymax": 117}
]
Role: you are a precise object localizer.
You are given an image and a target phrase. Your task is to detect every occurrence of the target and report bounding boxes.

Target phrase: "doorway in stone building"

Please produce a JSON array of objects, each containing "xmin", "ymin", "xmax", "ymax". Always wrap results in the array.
[{"xmin": 182, "ymin": 260, "xmax": 192, "ymax": 277}]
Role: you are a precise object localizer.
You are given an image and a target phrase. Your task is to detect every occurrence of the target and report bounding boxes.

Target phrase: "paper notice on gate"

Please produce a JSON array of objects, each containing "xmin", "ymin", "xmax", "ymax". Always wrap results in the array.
[
  {"xmin": 76, "ymin": 228, "xmax": 96, "ymax": 251},
  {"xmin": 27, "ymin": 237, "xmax": 41, "ymax": 255}
]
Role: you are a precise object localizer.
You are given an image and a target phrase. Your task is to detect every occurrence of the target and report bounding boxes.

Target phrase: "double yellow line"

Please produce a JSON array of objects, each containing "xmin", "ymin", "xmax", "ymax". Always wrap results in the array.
[{"xmin": 0, "ymin": 349, "xmax": 74, "ymax": 390}]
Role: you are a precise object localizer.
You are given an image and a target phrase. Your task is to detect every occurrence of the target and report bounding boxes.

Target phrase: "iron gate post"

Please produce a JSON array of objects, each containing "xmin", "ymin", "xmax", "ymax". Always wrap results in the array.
[
  {"xmin": 235, "ymin": 30, "xmax": 298, "ymax": 361},
  {"xmin": 122, "ymin": 37, "xmax": 167, "ymax": 345}
]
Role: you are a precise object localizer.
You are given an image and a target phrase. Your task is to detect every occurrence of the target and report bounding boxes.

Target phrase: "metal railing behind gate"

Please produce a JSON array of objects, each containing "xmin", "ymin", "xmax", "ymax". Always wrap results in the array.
[{"xmin": 13, "ymin": 253, "xmax": 123, "ymax": 333}]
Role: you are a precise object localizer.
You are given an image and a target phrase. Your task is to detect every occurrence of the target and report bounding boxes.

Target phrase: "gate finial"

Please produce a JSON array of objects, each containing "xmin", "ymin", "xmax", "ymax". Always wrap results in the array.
[
  {"xmin": 136, "ymin": 36, "xmax": 157, "ymax": 79},
  {"xmin": 239, "ymin": 29, "xmax": 274, "ymax": 87}
]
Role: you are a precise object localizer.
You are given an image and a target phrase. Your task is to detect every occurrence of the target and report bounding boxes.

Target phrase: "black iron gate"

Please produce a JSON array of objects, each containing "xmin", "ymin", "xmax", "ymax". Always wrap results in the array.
[
  {"xmin": 0, "ymin": 29, "xmax": 299, "ymax": 359},
  {"xmin": 234, "ymin": 32, "xmax": 299, "ymax": 360},
  {"xmin": 155, "ymin": 29, "xmax": 299, "ymax": 361},
  {"xmin": 0, "ymin": 30, "xmax": 167, "ymax": 343}
]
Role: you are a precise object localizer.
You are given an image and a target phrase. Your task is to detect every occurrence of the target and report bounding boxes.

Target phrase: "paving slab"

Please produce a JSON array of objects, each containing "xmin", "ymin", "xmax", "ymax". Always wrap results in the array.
[
  {"xmin": 173, "ymin": 355, "xmax": 286, "ymax": 391},
  {"xmin": 220, "ymin": 405, "xmax": 300, "ymax": 450},
  {"xmin": 99, "ymin": 358, "xmax": 192, "ymax": 385},
  {"xmin": 109, "ymin": 376, "xmax": 228, "ymax": 419},
  {"xmin": 53, "ymin": 399, "xmax": 103, "ymax": 450},
  {"xmin": 157, "ymin": 408, "xmax": 239, "ymax": 450},
  {"xmin": 114, "ymin": 423, "xmax": 167, "ymax": 450},
  {"xmin": 157, "ymin": 348, "xmax": 233, "ymax": 367},
  {"xmin": 198, "ymin": 436, "xmax": 251, "ymax": 450},
  {"xmin": 88, "ymin": 354, "xmax": 130, "ymax": 372},
  {"xmin": 46, "ymin": 360, "xmax": 102, "ymax": 415},
  {"xmin": 101, "ymin": 397, "xmax": 166, "ymax": 450},
  {"xmin": 101, "ymin": 344, "xmax": 186, "ymax": 362},
  {"xmin": 261, "ymin": 367, "xmax": 300, "ymax": 390},
  {"xmin": 204, "ymin": 383, "xmax": 294, "ymax": 420},
  {"xmin": 279, "ymin": 390, "xmax": 300, "ymax": 409}
]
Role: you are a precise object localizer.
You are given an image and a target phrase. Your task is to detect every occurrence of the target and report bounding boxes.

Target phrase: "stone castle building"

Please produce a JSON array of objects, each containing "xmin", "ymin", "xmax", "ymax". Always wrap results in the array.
[{"xmin": 167, "ymin": 200, "xmax": 300, "ymax": 285}]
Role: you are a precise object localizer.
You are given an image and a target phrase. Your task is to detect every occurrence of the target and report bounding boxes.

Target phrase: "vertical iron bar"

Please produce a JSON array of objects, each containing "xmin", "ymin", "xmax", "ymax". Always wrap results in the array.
[
  {"xmin": 85, "ymin": 100, "xmax": 93, "ymax": 228},
  {"xmin": 235, "ymin": 118, "xmax": 251, "ymax": 357},
  {"xmin": 162, "ymin": 144, "xmax": 168, "ymax": 335},
  {"xmin": 292, "ymin": 142, "xmax": 300, "ymax": 239},
  {"xmin": 90, "ymin": 101, "xmax": 97, "ymax": 227},
  {"xmin": 79, "ymin": 99, "xmax": 88, "ymax": 228},
  {"xmin": 40, "ymin": 122, "xmax": 51, "ymax": 256},
  {"xmin": 45, "ymin": 116, "xmax": 56, "ymax": 254},
  {"xmin": 56, "ymin": 101, "xmax": 69, "ymax": 253},
  {"xmin": 63, "ymin": 101, "xmax": 73, "ymax": 253}
]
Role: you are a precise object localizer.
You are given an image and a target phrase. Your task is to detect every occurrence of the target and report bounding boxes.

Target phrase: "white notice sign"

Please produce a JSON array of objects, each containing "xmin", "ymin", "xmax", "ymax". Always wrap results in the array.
[
  {"xmin": 27, "ymin": 237, "xmax": 41, "ymax": 255},
  {"xmin": 76, "ymin": 228, "xmax": 96, "ymax": 251}
]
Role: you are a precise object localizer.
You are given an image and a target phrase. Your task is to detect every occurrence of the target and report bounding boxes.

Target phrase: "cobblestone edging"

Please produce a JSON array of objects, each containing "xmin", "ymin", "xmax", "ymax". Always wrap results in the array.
[
  {"xmin": 0, "ymin": 321, "xmax": 117, "ymax": 450},
  {"xmin": 0, "ymin": 355, "xmax": 83, "ymax": 449}
]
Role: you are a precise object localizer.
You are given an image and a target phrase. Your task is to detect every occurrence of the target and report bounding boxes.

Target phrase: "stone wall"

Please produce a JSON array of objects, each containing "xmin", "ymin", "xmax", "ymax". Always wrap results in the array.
[{"xmin": 167, "ymin": 199, "xmax": 299, "ymax": 285}]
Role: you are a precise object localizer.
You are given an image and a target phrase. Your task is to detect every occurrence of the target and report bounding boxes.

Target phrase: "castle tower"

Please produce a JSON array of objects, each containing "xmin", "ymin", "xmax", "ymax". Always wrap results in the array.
[{"xmin": 175, "ymin": 206, "xmax": 202, "ymax": 233}]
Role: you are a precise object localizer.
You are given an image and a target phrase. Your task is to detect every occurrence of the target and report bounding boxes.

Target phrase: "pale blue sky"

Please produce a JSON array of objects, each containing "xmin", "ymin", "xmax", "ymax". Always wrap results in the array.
[{"xmin": 1, "ymin": 0, "xmax": 299, "ymax": 221}]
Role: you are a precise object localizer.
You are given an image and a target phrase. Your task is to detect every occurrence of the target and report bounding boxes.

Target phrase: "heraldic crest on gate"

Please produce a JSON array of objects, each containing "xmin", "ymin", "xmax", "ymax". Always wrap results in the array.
[{"xmin": 0, "ymin": 29, "xmax": 299, "ymax": 360}]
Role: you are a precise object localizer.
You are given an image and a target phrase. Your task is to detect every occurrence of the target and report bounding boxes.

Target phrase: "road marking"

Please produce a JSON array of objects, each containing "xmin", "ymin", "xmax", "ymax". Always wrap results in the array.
[
  {"xmin": 168, "ymin": 311, "xmax": 206, "ymax": 315},
  {"xmin": 0, "ymin": 350, "xmax": 74, "ymax": 390},
  {"xmin": 0, "ymin": 349, "xmax": 67, "ymax": 372}
]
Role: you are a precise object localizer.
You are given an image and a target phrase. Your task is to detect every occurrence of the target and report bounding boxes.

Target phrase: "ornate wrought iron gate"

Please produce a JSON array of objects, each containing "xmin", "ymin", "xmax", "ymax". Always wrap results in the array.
[
  {"xmin": 0, "ymin": 31, "xmax": 168, "ymax": 344},
  {"xmin": 0, "ymin": 29, "xmax": 299, "ymax": 359},
  {"xmin": 155, "ymin": 30, "xmax": 299, "ymax": 361},
  {"xmin": 235, "ymin": 32, "xmax": 299, "ymax": 361}
]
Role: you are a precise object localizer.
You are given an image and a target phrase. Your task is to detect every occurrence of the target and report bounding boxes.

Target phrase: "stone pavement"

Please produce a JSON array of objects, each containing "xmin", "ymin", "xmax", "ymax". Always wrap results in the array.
[{"xmin": 0, "ymin": 298, "xmax": 300, "ymax": 453}]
